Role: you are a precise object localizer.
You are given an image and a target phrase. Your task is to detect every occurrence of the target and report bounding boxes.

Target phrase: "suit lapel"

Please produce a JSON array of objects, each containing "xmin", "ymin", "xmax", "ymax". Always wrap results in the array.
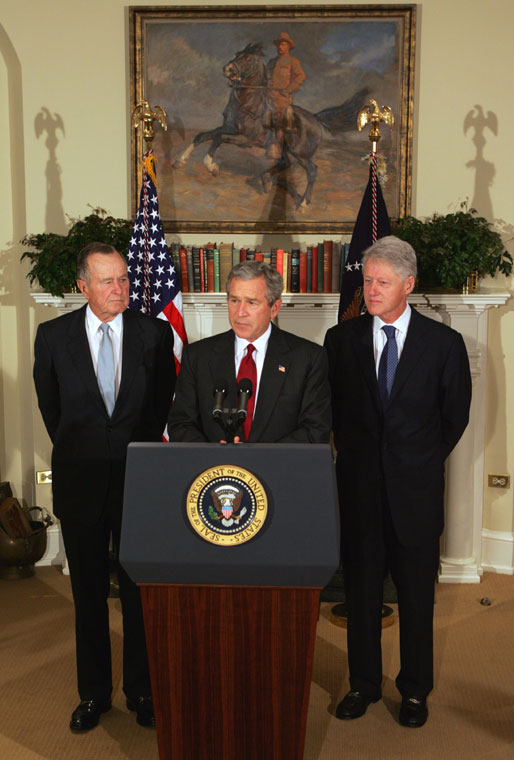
[
  {"xmin": 114, "ymin": 311, "xmax": 144, "ymax": 417},
  {"xmin": 208, "ymin": 330, "xmax": 238, "ymax": 408},
  {"xmin": 249, "ymin": 325, "xmax": 289, "ymax": 442},
  {"xmin": 351, "ymin": 314, "xmax": 382, "ymax": 412},
  {"xmin": 66, "ymin": 306, "xmax": 107, "ymax": 415}
]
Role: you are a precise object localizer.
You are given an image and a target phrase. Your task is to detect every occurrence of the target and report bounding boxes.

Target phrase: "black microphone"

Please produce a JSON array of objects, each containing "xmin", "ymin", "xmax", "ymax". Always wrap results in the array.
[
  {"xmin": 236, "ymin": 378, "xmax": 253, "ymax": 421},
  {"xmin": 212, "ymin": 378, "xmax": 228, "ymax": 420}
]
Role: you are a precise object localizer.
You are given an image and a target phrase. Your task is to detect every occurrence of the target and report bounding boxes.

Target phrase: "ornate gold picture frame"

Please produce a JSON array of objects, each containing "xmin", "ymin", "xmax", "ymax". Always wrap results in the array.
[{"xmin": 130, "ymin": 5, "xmax": 416, "ymax": 234}]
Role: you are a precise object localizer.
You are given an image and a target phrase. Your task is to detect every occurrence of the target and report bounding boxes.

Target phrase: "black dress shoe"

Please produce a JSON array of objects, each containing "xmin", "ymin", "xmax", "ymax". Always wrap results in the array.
[
  {"xmin": 399, "ymin": 696, "xmax": 428, "ymax": 727},
  {"xmin": 336, "ymin": 690, "xmax": 380, "ymax": 720},
  {"xmin": 126, "ymin": 696, "xmax": 156, "ymax": 727},
  {"xmin": 69, "ymin": 699, "xmax": 111, "ymax": 732}
]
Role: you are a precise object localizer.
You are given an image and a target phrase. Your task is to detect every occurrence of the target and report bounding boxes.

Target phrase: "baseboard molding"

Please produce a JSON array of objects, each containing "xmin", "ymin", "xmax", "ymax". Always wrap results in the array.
[
  {"xmin": 35, "ymin": 524, "xmax": 514, "ymax": 577},
  {"xmin": 481, "ymin": 529, "xmax": 514, "ymax": 575},
  {"xmin": 36, "ymin": 523, "xmax": 66, "ymax": 570}
]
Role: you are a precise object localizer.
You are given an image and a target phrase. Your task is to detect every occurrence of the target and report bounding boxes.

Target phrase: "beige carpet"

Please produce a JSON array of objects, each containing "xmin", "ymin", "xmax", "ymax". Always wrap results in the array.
[{"xmin": 0, "ymin": 567, "xmax": 513, "ymax": 759}]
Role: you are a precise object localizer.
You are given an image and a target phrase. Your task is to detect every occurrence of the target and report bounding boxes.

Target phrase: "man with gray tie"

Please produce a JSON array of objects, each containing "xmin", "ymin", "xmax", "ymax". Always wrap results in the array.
[
  {"xmin": 33, "ymin": 242, "xmax": 175, "ymax": 732},
  {"xmin": 324, "ymin": 236, "xmax": 471, "ymax": 727}
]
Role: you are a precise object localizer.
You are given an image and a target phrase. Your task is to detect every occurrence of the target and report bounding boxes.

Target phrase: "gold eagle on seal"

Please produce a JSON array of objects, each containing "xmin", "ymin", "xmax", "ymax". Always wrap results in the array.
[{"xmin": 210, "ymin": 485, "xmax": 246, "ymax": 526}]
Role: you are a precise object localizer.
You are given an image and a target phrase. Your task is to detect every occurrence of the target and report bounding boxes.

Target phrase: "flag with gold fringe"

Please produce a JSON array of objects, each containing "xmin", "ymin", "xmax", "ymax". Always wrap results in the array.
[{"xmin": 127, "ymin": 149, "xmax": 187, "ymax": 371}]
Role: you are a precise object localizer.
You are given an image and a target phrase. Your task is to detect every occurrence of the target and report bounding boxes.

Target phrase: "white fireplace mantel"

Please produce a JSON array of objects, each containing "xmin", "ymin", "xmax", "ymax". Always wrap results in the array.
[
  {"xmin": 408, "ymin": 291, "xmax": 510, "ymax": 582},
  {"xmin": 32, "ymin": 290, "xmax": 510, "ymax": 582}
]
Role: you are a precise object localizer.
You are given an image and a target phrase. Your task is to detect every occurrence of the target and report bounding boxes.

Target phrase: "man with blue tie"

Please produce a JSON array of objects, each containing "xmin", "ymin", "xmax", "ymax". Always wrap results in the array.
[
  {"xmin": 324, "ymin": 236, "xmax": 471, "ymax": 727},
  {"xmin": 33, "ymin": 242, "xmax": 176, "ymax": 732}
]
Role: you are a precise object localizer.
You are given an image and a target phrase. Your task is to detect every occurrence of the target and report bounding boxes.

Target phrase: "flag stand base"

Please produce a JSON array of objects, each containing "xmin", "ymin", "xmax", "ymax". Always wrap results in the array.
[{"xmin": 329, "ymin": 602, "xmax": 395, "ymax": 629}]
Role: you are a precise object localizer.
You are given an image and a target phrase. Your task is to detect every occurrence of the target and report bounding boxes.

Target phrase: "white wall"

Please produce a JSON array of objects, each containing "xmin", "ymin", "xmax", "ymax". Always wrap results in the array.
[{"xmin": 1, "ymin": 1, "xmax": 513, "ymax": 547}]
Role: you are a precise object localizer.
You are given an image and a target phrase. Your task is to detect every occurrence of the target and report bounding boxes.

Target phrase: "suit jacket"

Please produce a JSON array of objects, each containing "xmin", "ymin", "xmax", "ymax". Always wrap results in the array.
[
  {"xmin": 324, "ymin": 308, "xmax": 471, "ymax": 547},
  {"xmin": 33, "ymin": 305, "xmax": 176, "ymax": 526},
  {"xmin": 168, "ymin": 324, "xmax": 331, "ymax": 444}
]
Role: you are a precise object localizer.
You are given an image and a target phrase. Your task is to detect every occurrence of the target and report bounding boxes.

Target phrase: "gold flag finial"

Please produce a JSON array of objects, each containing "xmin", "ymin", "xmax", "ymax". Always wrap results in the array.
[
  {"xmin": 357, "ymin": 99, "xmax": 394, "ymax": 153},
  {"xmin": 132, "ymin": 100, "xmax": 167, "ymax": 146}
]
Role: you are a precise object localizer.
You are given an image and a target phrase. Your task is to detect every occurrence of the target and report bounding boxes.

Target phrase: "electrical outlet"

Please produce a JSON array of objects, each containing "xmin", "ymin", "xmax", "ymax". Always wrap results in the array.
[
  {"xmin": 488, "ymin": 474, "xmax": 510, "ymax": 489},
  {"xmin": 36, "ymin": 470, "xmax": 52, "ymax": 484}
]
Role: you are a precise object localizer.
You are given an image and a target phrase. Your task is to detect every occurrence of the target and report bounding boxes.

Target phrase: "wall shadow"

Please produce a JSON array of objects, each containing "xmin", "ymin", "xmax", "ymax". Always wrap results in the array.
[
  {"xmin": 464, "ymin": 105, "xmax": 497, "ymax": 220},
  {"xmin": 464, "ymin": 104, "xmax": 514, "ymax": 532},
  {"xmin": 34, "ymin": 106, "xmax": 66, "ymax": 234}
]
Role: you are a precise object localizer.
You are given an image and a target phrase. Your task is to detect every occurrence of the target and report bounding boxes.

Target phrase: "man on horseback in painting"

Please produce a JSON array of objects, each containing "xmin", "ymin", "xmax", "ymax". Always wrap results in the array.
[
  {"xmin": 175, "ymin": 37, "xmax": 367, "ymax": 210},
  {"xmin": 266, "ymin": 32, "xmax": 306, "ymax": 159}
]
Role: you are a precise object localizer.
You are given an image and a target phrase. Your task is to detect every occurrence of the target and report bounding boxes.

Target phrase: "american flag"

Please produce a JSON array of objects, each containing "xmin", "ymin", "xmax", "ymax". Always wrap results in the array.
[
  {"xmin": 338, "ymin": 157, "xmax": 391, "ymax": 322},
  {"xmin": 127, "ymin": 150, "xmax": 187, "ymax": 371}
]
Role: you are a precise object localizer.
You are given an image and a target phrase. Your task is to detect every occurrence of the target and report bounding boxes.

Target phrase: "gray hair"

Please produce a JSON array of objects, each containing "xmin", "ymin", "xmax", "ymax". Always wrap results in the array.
[
  {"xmin": 226, "ymin": 261, "xmax": 283, "ymax": 306},
  {"xmin": 76, "ymin": 242, "xmax": 124, "ymax": 283},
  {"xmin": 361, "ymin": 235, "xmax": 417, "ymax": 280}
]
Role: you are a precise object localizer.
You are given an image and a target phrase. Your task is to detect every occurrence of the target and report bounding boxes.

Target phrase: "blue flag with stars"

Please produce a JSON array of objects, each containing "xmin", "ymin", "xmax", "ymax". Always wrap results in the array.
[{"xmin": 338, "ymin": 162, "xmax": 391, "ymax": 322}]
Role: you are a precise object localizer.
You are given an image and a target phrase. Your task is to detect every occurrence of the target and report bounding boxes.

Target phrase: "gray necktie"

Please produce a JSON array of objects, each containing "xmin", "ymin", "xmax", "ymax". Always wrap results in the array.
[{"xmin": 97, "ymin": 323, "xmax": 115, "ymax": 416}]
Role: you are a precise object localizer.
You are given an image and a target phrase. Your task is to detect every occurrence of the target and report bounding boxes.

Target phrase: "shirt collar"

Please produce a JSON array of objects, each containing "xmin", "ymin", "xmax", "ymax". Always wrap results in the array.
[
  {"xmin": 373, "ymin": 303, "xmax": 411, "ymax": 335},
  {"xmin": 235, "ymin": 322, "xmax": 272, "ymax": 356},
  {"xmin": 86, "ymin": 305, "xmax": 124, "ymax": 338}
]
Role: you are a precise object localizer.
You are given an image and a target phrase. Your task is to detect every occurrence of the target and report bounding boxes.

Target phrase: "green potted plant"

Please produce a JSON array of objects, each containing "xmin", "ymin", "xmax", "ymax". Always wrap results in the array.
[
  {"xmin": 21, "ymin": 206, "xmax": 133, "ymax": 297},
  {"xmin": 392, "ymin": 202, "xmax": 512, "ymax": 291}
]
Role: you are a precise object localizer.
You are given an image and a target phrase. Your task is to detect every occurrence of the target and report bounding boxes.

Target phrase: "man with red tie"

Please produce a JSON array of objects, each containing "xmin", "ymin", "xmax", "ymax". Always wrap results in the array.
[{"xmin": 168, "ymin": 261, "xmax": 331, "ymax": 444}]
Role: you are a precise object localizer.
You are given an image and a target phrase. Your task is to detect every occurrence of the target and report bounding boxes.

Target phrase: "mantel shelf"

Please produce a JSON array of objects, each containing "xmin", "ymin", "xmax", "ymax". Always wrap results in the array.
[{"xmin": 31, "ymin": 290, "xmax": 510, "ymax": 313}]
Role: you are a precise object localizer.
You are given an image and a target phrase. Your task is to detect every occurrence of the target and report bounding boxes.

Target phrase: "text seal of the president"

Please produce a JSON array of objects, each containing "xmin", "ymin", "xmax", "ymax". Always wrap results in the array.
[{"xmin": 186, "ymin": 465, "xmax": 268, "ymax": 546}]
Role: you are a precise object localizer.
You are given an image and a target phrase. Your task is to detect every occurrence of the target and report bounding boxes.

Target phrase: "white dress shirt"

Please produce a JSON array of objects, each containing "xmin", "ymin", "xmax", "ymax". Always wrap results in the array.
[
  {"xmin": 85, "ymin": 306, "xmax": 123, "ymax": 395},
  {"xmin": 234, "ymin": 322, "xmax": 272, "ymax": 415},
  {"xmin": 372, "ymin": 304, "xmax": 411, "ymax": 376}
]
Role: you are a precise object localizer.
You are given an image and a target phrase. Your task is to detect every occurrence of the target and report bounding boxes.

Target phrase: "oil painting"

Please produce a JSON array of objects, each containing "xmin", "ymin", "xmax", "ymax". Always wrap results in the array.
[{"xmin": 130, "ymin": 6, "xmax": 415, "ymax": 233}]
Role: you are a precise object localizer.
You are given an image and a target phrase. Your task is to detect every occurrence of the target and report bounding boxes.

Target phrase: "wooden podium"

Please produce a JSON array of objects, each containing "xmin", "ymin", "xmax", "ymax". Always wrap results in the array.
[{"xmin": 121, "ymin": 443, "xmax": 339, "ymax": 760}]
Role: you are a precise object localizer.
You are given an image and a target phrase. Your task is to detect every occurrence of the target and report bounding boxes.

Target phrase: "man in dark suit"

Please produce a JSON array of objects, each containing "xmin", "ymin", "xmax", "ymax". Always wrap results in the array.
[
  {"xmin": 33, "ymin": 242, "xmax": 176, "ymax": 732},
  {"xmin": 324, "ymin": 236, "xmax": 471, "ymax": 727},
  {"xmin": 168, "ymin": 261, "xmax": 330, "ymax": 444}
]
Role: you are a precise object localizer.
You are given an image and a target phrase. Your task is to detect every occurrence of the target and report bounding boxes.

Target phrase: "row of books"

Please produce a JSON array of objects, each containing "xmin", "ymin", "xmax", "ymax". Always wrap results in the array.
[{"xmin": 169, "ymin": 241, "xmax": 352, "ymax": 294}]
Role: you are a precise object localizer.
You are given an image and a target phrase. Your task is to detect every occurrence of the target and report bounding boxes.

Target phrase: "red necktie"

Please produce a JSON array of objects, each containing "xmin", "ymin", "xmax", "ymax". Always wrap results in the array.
[{"xmin": 237, "ymin": 344, "xmax": 257, "ymax": 442}]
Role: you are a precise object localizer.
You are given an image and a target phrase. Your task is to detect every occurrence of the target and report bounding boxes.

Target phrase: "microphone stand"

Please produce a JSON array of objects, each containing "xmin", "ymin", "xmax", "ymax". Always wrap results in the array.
[
  {"xmin": 212, "ymin": 379, "xmax": 253, "ymax": 443},
  {"xmin": 212, "ymin": 408, "xmax": 245, "ymax": 443}
]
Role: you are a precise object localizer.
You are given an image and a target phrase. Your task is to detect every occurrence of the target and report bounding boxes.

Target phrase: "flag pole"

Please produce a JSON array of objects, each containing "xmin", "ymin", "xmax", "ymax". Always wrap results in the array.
[
  {"xmin": 329, "ymin": 99, "xmax": 396, "ymax": 627},
  {"xmin": 128, "ymin": 101, "xmax": 188, "ymax": 375},
  {"xmin": 131, "ymin": 102, "xmax": 169, "ymax": 311},
  {"xmin": 336, "ymin": 99, "xmax": 394, "ymax": 323},
  {"xmin": 357, "ymin": 99, "xmax": 394, "ymax": 244}
]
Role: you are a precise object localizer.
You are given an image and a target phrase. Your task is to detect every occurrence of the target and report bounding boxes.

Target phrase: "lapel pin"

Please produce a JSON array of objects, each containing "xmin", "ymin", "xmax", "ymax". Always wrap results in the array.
[{"xmin": 278, "ymin": 365, "xmax": 286, "ymax": 373}]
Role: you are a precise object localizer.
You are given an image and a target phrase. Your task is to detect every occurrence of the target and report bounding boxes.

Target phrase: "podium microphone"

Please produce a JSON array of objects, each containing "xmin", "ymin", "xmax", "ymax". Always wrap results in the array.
[
  {"xmin": 212, "ymin": 379, "xmax": 228, "ymax": 420},
  {"xmin": 236, "ymin": 378, "xmax": 253, "ymax": 421}
]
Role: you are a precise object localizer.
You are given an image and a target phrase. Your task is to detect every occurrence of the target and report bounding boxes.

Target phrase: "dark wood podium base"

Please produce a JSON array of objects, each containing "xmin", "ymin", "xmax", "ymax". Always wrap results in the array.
[{"xmin": 139, "ymin": 584, "xmax": 320, "ymax": 760}]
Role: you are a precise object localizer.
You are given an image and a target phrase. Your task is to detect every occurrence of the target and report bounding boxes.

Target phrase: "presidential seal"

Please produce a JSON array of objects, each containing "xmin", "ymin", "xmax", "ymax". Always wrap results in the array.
[{"xmin": 186, "ymin": 465, "xmax": 268, "ymax": 546}]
